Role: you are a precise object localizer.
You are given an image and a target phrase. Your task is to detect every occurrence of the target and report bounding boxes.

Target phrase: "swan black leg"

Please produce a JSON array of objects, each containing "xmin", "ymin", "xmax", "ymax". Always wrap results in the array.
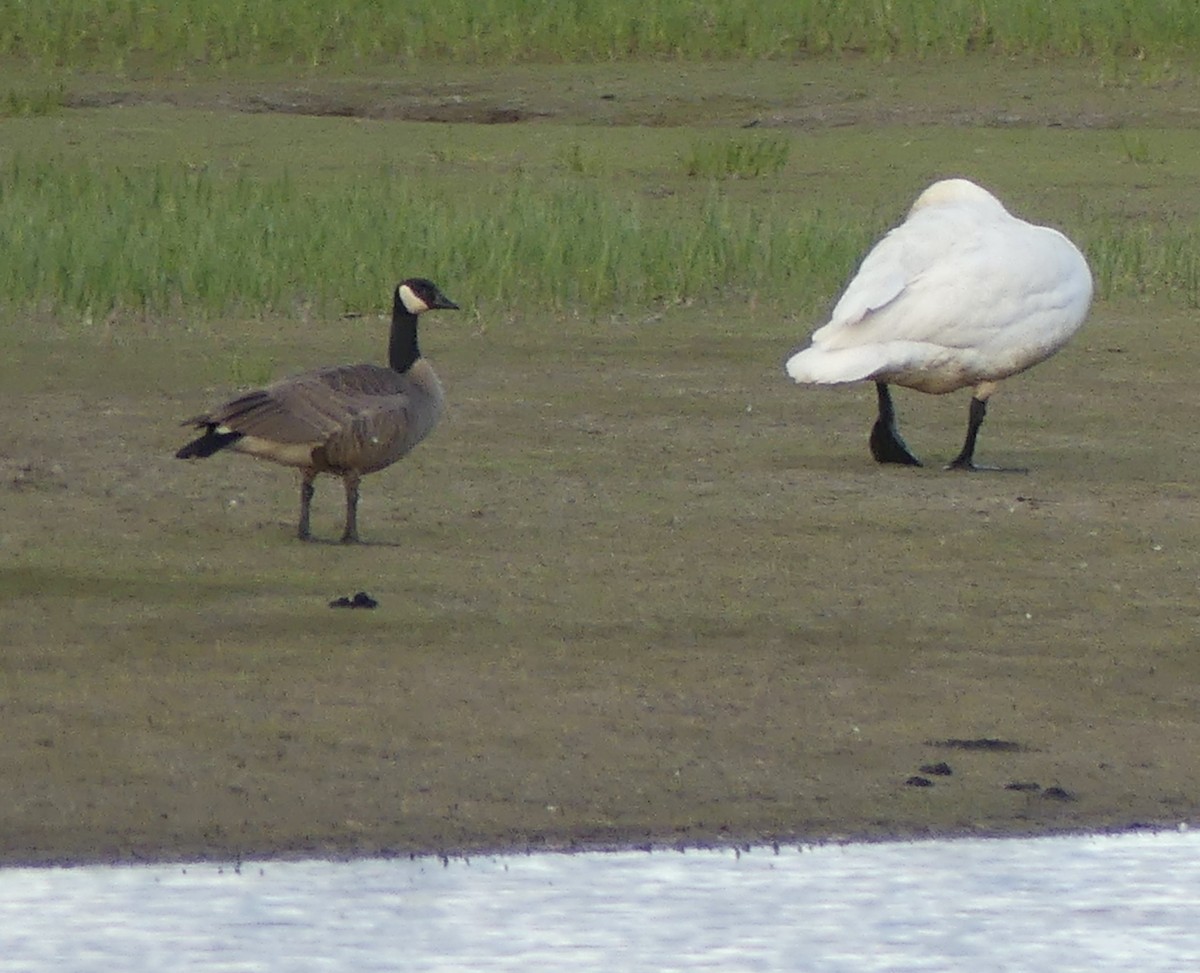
[
  {"xmin": 869, "ymin": 382, "xmax": 922, "ymax": 466},
  {"xmin": 946, "ymin": 396, "xmax": 987, "ymax": 470},
  {"xmin": 946, "ymin": 396, "xmax": 1026, "ymax": 472}
]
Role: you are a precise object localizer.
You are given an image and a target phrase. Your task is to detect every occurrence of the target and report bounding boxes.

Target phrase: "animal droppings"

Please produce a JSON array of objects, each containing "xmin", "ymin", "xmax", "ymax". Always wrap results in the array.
[{"xmin": 330, "ymin": 591, "xmax": 378, "ymax": 609}]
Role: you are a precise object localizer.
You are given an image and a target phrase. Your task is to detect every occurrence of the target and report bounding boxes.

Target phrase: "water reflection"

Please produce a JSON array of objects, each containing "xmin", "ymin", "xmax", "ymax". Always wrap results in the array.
[{"xmin": 3, "ymin": 829, "xmax": 1199, "ymax": 972}]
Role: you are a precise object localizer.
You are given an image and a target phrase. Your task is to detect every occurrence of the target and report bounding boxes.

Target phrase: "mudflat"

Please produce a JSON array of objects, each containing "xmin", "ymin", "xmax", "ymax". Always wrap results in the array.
[{"xmin": 3, "ymin": 60, "xmax": 1200, "ymax": 865}]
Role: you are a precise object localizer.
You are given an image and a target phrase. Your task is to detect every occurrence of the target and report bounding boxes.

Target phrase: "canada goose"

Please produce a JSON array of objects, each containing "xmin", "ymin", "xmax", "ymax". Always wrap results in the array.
[
  {"xmin": 176, "ymin": 277, "xmax": 459, "ymax": 542},
  {"xmin": 785, "ymin": 178, "xmax": 1093, "ymax": 470}
]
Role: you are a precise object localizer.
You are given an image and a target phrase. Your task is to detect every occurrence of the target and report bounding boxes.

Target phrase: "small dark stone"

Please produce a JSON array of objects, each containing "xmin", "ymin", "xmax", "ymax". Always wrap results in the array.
[
  {"xmin": 905, "ymin": 776, "xmax": 934, "ymax": 787},
  {"xmin": 1042, "ymin": 786, "xmax": 1077, "ymax": 802},
  {"xmin": 1004, "ymin": 781, "xmax": 1042, "ymax": 792},
  {"xmin": 919, "ymin": 762, "xmax": 953, "ymax": 776}
]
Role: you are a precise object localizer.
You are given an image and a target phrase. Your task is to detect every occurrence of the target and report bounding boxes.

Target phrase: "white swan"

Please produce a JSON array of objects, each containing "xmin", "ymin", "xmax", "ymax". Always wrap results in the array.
[{"xmin": 785, "ymin": 178, "xmax": 1093, "ymax": 470}]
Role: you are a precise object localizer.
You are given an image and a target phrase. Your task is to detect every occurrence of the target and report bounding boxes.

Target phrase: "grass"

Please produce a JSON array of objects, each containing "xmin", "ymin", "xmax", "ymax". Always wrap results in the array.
[
  {"xmin": 3, "ymin": 0, "xmax": 1200, "ymax": 70},
  {"xmin": 2, "ymin": 120, "xmax": 1200, "ymax": 327},
  {"xmin": 0, "ymin": 154, "xmax": 870, "ymax": 322},
  {"xmin": 1119, "ymin": 133, "xmax": 1167, "ymax": 165},
  {"xmin": 0, "ymin": 82, "xmax": 64, "ymax": 117},
  {"xmin": 683, "ymin": 135, "xmax": 791, "ymax": 180},
  {"xmin": 1088, "ymin": 218, "xmax": 1200, "ymax": 307}
]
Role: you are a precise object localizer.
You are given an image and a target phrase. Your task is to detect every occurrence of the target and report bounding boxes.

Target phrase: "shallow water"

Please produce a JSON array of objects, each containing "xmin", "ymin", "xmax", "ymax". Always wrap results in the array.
[{"xmin": 4, "ymin": 830, "xmax": 1199, "ymax": 972}]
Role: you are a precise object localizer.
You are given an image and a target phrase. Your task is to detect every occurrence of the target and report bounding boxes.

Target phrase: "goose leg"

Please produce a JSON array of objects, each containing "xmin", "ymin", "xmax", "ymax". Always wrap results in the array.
[
  {"xmin": 341, "ymin": 474, "xmax": 362, "ymax": 544},
  {"xmin": 869, "ymin": 382, "xmax": 922, "ymax": 466},
  {"xmin": 298, "ymin": 471, "xmax": 317, "ymax": 540}
]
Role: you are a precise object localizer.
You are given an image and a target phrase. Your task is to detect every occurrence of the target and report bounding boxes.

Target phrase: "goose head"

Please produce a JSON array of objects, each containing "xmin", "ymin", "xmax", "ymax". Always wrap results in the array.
[{"xmin": 396, "ymin": 278, "xmax": 460, "ymax": 315}]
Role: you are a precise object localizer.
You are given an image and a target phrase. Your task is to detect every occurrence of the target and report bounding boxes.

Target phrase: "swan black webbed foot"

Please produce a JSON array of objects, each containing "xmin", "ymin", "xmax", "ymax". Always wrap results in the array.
[{"xmin": 869, "ymin": 382, "xmax": 922, "ymax": 466}]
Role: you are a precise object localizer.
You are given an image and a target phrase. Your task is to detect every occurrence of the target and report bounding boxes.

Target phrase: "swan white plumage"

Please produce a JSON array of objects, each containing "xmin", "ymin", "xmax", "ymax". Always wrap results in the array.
[{"xmin": 785, "ymin": 178, "xmax": 1093, "ymax": 470}]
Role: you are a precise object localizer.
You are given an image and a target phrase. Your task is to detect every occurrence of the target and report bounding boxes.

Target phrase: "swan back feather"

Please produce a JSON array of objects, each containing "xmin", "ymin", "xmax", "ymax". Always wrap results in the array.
[{"xmin": 786, "ymin": 179, "xmax": 1092, "ymax": 395}]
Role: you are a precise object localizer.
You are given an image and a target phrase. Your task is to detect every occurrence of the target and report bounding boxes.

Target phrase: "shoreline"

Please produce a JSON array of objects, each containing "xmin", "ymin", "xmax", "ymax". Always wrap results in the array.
[{"xmin": 7, "ymin": 816, "xmax": 1193, "ymax": 870}]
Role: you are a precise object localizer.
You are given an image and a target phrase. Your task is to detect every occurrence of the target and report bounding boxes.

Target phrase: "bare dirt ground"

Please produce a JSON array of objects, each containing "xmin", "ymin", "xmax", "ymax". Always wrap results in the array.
[
  {"xmin": 61, "ymin": 58, "xmax": 1200, "ymax": 130},
  {"xmin": 4, "ymin": 61, "xmax": 1200, "ymax": 865}
]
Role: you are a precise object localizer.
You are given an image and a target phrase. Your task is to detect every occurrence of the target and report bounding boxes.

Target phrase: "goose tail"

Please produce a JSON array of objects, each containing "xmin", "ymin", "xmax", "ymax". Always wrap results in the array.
[{"xmin": 176, "ymin": 426, "xmax": 244, "ymax": 459}]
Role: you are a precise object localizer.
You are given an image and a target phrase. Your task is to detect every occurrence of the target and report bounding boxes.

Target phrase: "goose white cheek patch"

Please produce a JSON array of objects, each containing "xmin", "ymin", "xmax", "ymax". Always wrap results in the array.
[{"xmin": 397, "ymin": 284, "xmax": 430, "ymax": 315}]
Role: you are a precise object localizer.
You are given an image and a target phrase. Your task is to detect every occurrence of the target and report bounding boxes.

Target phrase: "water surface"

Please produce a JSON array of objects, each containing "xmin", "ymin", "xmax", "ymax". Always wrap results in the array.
[{"xmin": 4, "ymin": 829, "xmax": 1198, "ymax": 972}]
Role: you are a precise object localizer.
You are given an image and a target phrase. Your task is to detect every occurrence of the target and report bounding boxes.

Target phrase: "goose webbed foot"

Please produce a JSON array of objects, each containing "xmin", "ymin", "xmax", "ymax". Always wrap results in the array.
[{"xmin": 869, "ymin": 382, "xmax": 922, "ymax": 466}]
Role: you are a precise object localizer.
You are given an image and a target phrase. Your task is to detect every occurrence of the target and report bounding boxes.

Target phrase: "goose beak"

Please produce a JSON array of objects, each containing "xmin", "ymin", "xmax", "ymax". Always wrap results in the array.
[{"xmin": 432, "ymin": 291, "xmax": 459, "ymax": 311}]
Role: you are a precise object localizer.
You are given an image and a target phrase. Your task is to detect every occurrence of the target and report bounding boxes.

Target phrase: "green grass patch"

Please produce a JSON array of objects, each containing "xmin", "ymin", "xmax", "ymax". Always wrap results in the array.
[
  {"xmin": 683, "ymin": 135, "xmax": 791, "ymax": 180},
  {"xmin": 1119, "ymin": 133, "xmax": 1167, "ymax": 165},
  {"xmin": 2, "ymin": 0, "xmax": 1198, "ymax": 71},
  {"xmin": 1, "ymin": 148, "xmax": 1198, "ymax": 326},
  {"xmin": 1, "ymin": 83, "xmax": 64, "ymax": 117},
  {"xmin": 1088, "ymin": 218, "xmax": 1200, "ymax": 307},
  {"xmin": 4, "ymin": 73, "xmax": 1200, "ymax": 329},
  {"xmin": 0, "ymin": 154, "xmax": 872, "ymax": 324}
]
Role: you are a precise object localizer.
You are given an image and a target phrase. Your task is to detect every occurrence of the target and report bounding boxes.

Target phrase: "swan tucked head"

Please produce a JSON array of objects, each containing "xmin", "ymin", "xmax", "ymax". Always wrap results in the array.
[
  {"xmin": 908, "ymin": 178, "xmax": 1008, "ymax": 218},
  {"xmin": 396, "ymin": 278, "xmax": 460, "ymax": 316}
]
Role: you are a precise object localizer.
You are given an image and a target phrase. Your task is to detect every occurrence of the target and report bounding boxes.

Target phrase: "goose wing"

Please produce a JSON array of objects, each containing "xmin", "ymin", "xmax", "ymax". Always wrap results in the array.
[
  {"xmin": 195, "ymin": 364, "xmax": 409, "ymax": 445},
  {"xmin": 319, "ymin": 366, "xmax": 426, "ymax": 472}
]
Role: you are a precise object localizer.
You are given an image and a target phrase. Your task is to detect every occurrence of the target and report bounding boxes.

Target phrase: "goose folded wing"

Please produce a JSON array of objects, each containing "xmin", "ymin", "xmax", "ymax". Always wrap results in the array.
[
  {"xmin": 311, "ymin": 363, "xmax": 408, "ymax": 398},
  {"xmin": 210, "ymin": 373, "xmax": 362, "ymax": 444},
  {"xmin": 321, "ymin": 396, "xmax": 416, "ymax": 472}
]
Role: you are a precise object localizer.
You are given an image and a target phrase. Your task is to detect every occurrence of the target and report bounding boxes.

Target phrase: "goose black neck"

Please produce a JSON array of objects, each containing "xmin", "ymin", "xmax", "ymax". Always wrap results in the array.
[{"xmin": 388, "ymin": 290, "xmax": 421, "ymax": 372}]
